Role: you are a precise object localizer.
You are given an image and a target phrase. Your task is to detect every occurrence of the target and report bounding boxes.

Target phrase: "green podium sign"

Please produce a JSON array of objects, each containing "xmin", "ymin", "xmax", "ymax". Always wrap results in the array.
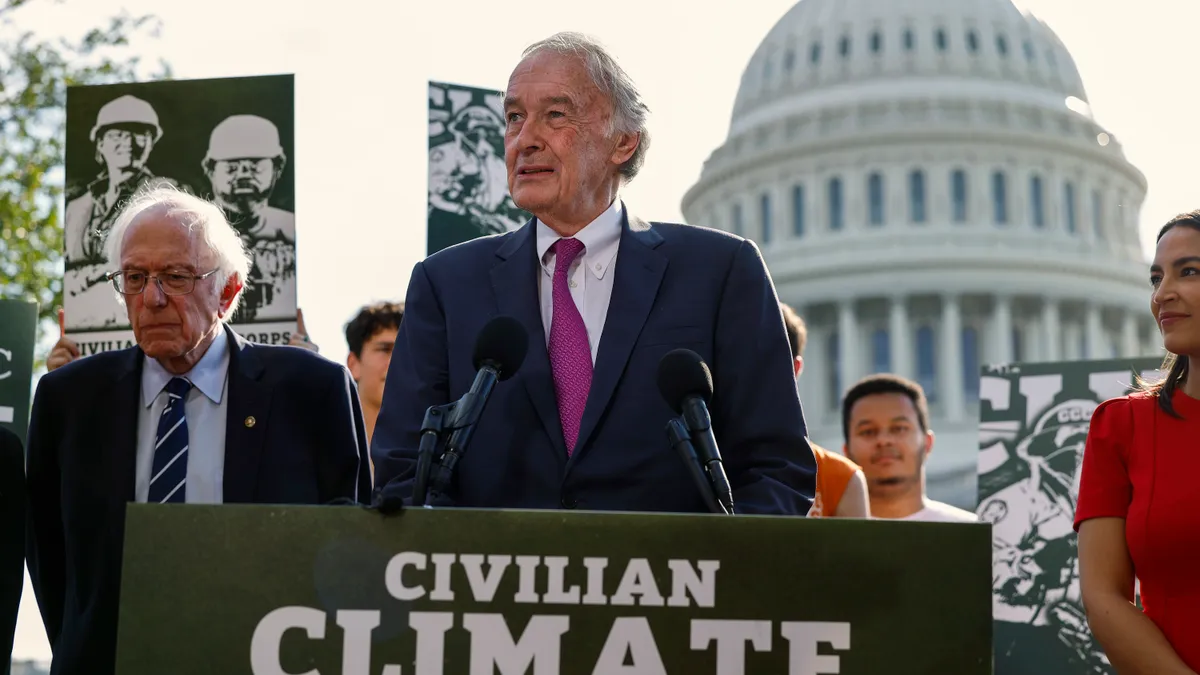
[{"xmin": 116, "ymin": 506, "xmax": 992, "ymax": 674}]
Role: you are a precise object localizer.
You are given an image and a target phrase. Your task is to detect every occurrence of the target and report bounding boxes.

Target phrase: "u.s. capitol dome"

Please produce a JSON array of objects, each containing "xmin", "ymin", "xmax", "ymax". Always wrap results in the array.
[{"xmin": 681, "ymin": 0, "xmax": 1159, "ymax": 506}]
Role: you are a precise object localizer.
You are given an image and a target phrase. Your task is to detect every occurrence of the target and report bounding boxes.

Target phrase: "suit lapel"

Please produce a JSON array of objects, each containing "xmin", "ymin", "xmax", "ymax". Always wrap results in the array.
[
  {"xmin": 572, "ymin": 213, "xmax": 666, "ymax": 461},
  {"xmin": 222, "ymin": 326, "xmax": 271, "ymax": 503},
  {"xmin": 491, "ymin": 220, "xmax": 569, "ymax": 460},
  {"xmin": 106, "ymin": 347, "xmax": 143, "ymax": 502}
]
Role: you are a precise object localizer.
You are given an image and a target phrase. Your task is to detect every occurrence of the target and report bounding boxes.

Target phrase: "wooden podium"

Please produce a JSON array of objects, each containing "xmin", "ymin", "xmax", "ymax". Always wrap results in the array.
[{"xmin": 114, "ymin": 504, "xmax": 993, "ymax": 674}]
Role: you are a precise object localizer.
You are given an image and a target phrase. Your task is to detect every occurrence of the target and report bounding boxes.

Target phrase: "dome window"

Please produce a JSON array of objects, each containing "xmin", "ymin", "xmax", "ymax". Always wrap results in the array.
[
  {"xmin": 1030, "ymin": 175, "xmax": 1045, "ymax": 227},
  {"xmin": 792, "ymin": 185, "xmax": 806, "ymax": 237},
  {"xmin": 997, "ymin": 35, "xmax": 1009, "ymax": 56},
  {"xmin": 839, "ymin": 35, "xmax": 851, "ymax": 57},
  {"xmin": 1064, "ymin": 182, "xmax": 1077, "ymax": 233},
  {"xmin": 810, "ymin": 42, "xmax": 822, "ymax": 64},
  {"xmin": 828, "ymin": 177, "xmax": 844, "ymax": 230},
  {"xmin": 992, "ymin": 171, "xmax": 1009, "ymax": 225},
  {"xmin": 784, "ymin": 49, "xmax": 796, "ymax": 71},
  {"xmin": 868, "ymin": 173, "xmax": 885, "ymax": 226},
  {"xmin": 903, "ymin": 29, "xmax": 915, "ymax": 51},
  {"xmin": 951, "ymin": 170, "xmax": 968, "ymax": 223},
  {"xmin": 760, "ymin": 192, "xmax": 773, "ymax": 244},
  {"xmin": 870, "ymin": 31, "xmax": 882, "ymax": 54},
  {"xmin": 1024, "ymin": 40, "xmax": 1035, "ymax": 61},
  {"xmin": 909, "ymin": 170, "xmax": 927, "ymax": 223},
  {"xmin": 935, "ymin": 29, "xmax": 948, "ymax": 51},
  {"xmin": 966, "ymin": 30, "xmax": 979, "ymax": 53}
]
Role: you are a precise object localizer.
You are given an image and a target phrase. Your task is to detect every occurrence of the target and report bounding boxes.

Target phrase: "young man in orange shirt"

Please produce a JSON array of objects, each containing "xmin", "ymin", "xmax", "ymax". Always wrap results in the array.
[{"xmin": 780, "ymin": 303, "xmax": 870, "ymax": 518}]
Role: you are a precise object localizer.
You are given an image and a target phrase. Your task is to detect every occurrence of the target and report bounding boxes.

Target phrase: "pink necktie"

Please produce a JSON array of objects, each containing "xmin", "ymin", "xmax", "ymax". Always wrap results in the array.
[{"xmin": 548, "ymin": 238, "xmax": 592, "ymax": 455}]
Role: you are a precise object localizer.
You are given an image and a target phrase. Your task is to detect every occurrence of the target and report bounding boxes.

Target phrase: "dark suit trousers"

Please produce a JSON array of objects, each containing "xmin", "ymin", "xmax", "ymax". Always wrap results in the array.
[{"xmin": 1, "ymin": 428, "xmax": 25, "ymax": 674}]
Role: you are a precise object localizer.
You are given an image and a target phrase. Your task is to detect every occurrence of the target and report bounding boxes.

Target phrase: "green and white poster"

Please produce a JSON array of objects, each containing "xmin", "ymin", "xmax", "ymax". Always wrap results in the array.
[
  {"xmin": 977, "ymin": 357, "xmax": 1162, "ymax": 674},
  {"xmin": 116, "ymin": 505, "xmax": 993, "ymax": 674},
  {"xmin": 427, "ymin": 81, "xmax": 529, "ymax": 256},
  {"xmin": 62, "ymin": 74, "xmax": 299, "ymax": 355},
  {"xmin": 0, "ymin": 299, "xmax": 37, "ymax": 445}
]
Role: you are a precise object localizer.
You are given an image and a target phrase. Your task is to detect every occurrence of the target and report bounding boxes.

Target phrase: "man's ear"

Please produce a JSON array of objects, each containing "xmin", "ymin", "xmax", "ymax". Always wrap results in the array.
[
  {"xmin": 610, "ymin": 130, "xmax": 639, "ymax": 167},
  {"xmin": 217, "ymin": 274, "xmax": 243, "ymax": 318},
  {"xmin": 923, "ymin": 430, "xmax": 935, "ymax": 458},
  {"xmin": 793, "ymin": 356, "xmax": 804, "ymax": 378},
  {"xmin": 347, "ymin": 352, "xmax": 361, "ymax": 382}
]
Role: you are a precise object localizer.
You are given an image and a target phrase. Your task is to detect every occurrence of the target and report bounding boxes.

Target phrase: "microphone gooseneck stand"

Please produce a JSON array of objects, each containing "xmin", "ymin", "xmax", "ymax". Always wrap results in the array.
[
  {"xmin": 667, "ymin": 418, "xmax": 727, "ymax": 514},
  {"xmin": 411, "ymin": 403, "xmax": 455, "ymax": 507}
]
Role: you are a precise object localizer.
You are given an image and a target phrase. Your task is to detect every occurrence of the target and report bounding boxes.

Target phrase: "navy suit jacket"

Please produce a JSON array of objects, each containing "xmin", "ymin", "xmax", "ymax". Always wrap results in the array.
[
  {"xmin": 373, "ymin": 212, "xmax": 817, "ymax": 514},
  {"xmin": 24, "ymin": 326, "xmax": 372, "ymax": 675},
  {"xmin": 1, "ymin": 427, "xmax": 23, "ymax": 674}
]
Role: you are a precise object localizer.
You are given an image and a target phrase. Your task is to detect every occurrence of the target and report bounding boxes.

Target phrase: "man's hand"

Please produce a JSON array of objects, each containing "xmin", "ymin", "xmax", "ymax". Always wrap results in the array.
[
  {"xmin": 47, "ymin": 308, "xmax": 81, "ymax": 372},
  {"xmin": 287, "ymin": 308, "xmax": 320, "ymax": 353}
]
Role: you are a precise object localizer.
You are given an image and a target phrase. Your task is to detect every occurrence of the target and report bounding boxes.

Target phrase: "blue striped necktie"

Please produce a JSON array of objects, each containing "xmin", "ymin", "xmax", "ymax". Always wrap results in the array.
[{"xmin": 149, "ymin": 377, "xmax": 192, "ymax": 504}]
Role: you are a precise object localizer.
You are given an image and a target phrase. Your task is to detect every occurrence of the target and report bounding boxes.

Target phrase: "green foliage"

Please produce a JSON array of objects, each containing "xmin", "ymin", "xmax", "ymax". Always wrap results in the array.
[{"xmin": 0, "ymin": 0, "xmax": 171, "ymax": 332}]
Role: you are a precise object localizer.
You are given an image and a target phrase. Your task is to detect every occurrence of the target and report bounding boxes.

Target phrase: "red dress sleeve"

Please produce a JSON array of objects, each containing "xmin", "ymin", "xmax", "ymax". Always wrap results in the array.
[{"xmin": 1073, "ymin": 397, "xmax": 1135, "ymax": 531}]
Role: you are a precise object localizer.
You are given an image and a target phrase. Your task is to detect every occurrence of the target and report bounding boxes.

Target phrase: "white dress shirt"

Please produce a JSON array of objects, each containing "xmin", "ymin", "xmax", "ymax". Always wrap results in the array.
[
  {"xmin": 136, "ymin": 328, "xmax": 231, "ymax": 504},
  {"xmin": 535, "ymin": 199, "xmax": 624, "ymax": 364}
]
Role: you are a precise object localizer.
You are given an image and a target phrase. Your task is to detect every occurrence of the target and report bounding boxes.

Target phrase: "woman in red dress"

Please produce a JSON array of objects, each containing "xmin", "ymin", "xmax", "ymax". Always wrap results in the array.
[{"xmin": 1075, "ymin": 209, "xmax": 1200, "ymax": 673}]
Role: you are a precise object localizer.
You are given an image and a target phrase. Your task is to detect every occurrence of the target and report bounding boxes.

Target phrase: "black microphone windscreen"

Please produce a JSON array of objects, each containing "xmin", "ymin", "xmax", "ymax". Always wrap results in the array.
[
  {"xmin": 656, "ymin": 348, "xmax": 714, "ymax": 414},
  {"xmin": 472, "ymin": 316, "xmax": 529, "ymax": 380}
]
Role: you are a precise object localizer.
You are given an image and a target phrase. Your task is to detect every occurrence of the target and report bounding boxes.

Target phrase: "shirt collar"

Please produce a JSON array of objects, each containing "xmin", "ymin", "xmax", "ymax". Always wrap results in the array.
[
  {"xmin": 141, "ymin": 327, "xmax": 231, "ymax": 408},
  {"xmin": 535, "ymin": 199, "xmax": 624, "ymax": 280}
]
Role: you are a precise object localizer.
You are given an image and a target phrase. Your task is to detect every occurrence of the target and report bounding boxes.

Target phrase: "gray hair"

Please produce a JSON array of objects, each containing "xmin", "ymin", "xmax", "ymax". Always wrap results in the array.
[
  {"xmin": 103, "ymin": 182, "xmax": 252, "ymax": 320},
  {"xmin": 521, "ymin": 32, "xmax": 651, "ymax": 182}
]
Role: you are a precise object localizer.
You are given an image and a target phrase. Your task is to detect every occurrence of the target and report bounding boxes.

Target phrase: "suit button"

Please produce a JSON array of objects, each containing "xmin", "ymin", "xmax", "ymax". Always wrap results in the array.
[{"xmin": 561, "ymin": 494, "xmax": 577, "ymax": 509}]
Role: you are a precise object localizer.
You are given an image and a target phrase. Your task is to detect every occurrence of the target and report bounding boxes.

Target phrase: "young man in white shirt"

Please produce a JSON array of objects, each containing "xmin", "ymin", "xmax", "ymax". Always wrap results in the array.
[{"xmin": 840, "ymin": 373, "xmax": 977, "ymax": 522}]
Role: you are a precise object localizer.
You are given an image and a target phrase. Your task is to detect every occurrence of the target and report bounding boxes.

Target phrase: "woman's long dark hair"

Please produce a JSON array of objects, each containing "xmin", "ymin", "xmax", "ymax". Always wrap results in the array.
[{"xmin": 1138, "ymin": 209, "xmax": 1200, "ymax": 418}]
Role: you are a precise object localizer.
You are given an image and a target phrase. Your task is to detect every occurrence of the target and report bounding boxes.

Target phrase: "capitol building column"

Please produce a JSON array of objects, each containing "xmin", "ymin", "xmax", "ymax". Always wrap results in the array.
[
  {"xmin": 1041, "ymin": 300, "xmax": 1062, "ymax": 362},
  {"xmin": 1121, "ymin": 311, "xmax": 1140, "ymax": 358},
  {"xmin": 838, "ymin": 299, "xmax": 860, "ymax": 390},
  {"xmin": 1085, "ymin": 303, "xmax": 1105, "ymax": 358},
  {"xmin": 889, "ymin": 296, "xmax": 913, "ymax": 379},
  {"xmin": 938, "ymin": 294, "xmax": 965, "ymax": 422},
  {"xmin": 993, "ymin": 295, "xmax": 1014, "ymax": 364}
]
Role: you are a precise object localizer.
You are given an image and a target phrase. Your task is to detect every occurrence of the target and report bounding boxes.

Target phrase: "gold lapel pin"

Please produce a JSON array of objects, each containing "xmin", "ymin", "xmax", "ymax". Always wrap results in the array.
[{"xmin": 245, "ymin": 416, "xmax": 256, "ymax": 428}]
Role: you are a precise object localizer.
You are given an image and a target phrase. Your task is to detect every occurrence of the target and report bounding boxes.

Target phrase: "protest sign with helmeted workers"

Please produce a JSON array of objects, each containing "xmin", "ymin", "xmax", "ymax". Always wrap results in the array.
[{"xmin": 62, "ymin": 74, "xmax": 298, "ymax": 354}]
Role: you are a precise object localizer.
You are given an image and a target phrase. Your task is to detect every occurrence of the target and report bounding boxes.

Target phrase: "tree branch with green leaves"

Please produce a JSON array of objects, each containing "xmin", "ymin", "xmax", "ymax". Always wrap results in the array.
[{"xmin": 0, "ymin": 0, "xmax": 172, "ymax": 365}]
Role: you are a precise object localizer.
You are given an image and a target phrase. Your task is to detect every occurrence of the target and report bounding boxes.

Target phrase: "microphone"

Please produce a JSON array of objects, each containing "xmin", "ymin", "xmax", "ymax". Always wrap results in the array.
[
  {"xmin": 666, "ymin": 418, "xmax": 725, "ymax": 514},
  {"xmin": 426, "ymin": 316, "xmax": 529, "ymax": 502},
  {"xmin": 657, "ymin": 349, "xmax": 736, "ymax": 515}
]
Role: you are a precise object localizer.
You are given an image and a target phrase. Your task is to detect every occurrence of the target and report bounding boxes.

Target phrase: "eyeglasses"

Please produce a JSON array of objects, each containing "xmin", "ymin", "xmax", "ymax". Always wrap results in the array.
[{"xmin": 106, "ymin": 269, "xmax": 219, "ymax": 296}]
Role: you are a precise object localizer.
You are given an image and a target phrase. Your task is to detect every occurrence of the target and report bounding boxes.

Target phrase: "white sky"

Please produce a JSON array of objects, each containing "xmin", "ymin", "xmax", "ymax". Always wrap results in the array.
[{"xmin": 9, "ymin": 0, "xmax": 1198, "ymax": 662}]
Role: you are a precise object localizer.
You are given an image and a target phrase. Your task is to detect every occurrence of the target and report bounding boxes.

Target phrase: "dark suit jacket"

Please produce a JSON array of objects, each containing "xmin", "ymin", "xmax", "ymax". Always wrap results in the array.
[
  {"xmin": 24, "ymin": 326, "xmax": 372, "ymax": 675},
  {"xmin": 1, "ymin": 427, "xmax": 24, "ymax": 673},
  {"xmin": 373, "ymin": 211, "xmax": 817, "ymax": 514}
]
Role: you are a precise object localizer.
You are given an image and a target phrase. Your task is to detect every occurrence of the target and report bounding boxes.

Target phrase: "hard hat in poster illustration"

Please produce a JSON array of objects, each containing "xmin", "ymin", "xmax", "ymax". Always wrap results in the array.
[
  {"xmin": 89, "ymin": 94, "xmax": 164, "ymax": 143},
  {"xmin": 205, "ymin": 115, "xmax": 285, "ymax": 162}
]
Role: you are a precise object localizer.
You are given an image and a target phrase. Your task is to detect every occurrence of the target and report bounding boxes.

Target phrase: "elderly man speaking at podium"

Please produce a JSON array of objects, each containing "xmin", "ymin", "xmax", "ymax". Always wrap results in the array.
[{"xmin": 374, "ymin": 32, "xmax": 815, "ymax": 515}]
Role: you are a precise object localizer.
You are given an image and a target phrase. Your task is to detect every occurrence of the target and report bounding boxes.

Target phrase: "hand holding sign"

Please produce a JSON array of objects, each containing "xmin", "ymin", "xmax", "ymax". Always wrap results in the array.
[
  {"xmin": 286, "ymin": 308, "xmax": 320, "ymax": 354},
  {"xmin": 47, "ymin": 307, "xmax": 82, "ymax": 372}
]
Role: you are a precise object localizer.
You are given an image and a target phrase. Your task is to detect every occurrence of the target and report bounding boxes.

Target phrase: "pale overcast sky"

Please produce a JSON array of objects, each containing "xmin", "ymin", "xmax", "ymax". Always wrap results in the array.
[{"xmin": 9, "ymin": 0, "xmax": 1198, "ymax": 661}]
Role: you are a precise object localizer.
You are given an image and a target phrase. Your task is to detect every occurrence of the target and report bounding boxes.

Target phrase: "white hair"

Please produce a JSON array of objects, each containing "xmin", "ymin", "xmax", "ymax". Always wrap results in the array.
[
  {"xmin": 103, "ymin": 182, "xmax": 252, "ymax": 320},
  {"xmin": 521, "ymin": 31, "xmax": 651, "ymax": 182}
]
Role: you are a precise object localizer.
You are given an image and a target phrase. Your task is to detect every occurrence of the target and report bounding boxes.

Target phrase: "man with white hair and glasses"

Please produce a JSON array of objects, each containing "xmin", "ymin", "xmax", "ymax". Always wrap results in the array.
[{"xmin": 24, "ymin": 184, "xmax": 371, "ymax": 675}]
